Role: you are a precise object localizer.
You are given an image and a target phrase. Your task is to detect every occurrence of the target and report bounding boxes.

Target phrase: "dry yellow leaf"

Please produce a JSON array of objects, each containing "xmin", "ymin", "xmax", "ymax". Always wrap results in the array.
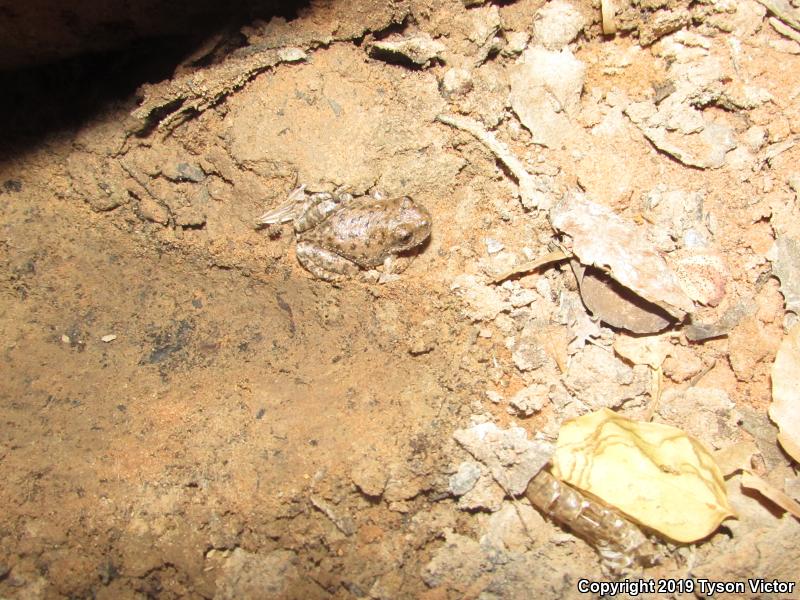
[
  {"xmin": 552, "ymin": 408, "xmax": 735, "ymax": 543},
  {"xmin": 770, "ymin": 323, "xmax": 800, "ymax": 463}
]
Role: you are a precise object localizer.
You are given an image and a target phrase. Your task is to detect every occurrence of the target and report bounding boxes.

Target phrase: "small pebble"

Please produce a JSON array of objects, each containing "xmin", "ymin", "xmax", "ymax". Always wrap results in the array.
[
  {"xmin": 485, "ymin": 238, "xmax": 505, "ymax": 254},
  {"xmin": 441, "ymin": 68, "xmax": 473, "ymax": 97},
  {"xmin": 485, "ymin": 390, "xmax": 504, "ymax": 404}
]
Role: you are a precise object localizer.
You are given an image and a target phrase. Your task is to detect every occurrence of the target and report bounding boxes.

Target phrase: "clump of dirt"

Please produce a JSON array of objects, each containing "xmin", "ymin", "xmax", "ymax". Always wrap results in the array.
[{"xmin": 2, "ymin": 0, "xmax": 800, "ymax": 598}]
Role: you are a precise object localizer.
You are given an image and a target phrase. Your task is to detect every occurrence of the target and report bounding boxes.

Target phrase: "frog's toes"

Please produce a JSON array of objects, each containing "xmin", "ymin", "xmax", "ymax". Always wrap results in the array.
[{"xmin": 383, "ymin": 254, "xmax": 414, "ymax": 274}]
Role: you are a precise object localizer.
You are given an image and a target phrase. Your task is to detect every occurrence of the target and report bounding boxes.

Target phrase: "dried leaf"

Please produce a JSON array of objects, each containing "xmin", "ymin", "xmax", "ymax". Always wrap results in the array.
[
  {"xmin": 557, "ymin": 290, "xmax": 602, "ymax": 354},
  {"xmin": 769, "ymin": 323, "xmax": 800, "ymax": 463},
  {"xmin": 741, "ymin": 470, "xmax": 800, "ymax": 520},
  {"xmin": 712, "ymin": 441, "xmax": 759, "ymax": 476},
  {"xmin": 551, "ymin": 193, "xmax": 695, "ymax": 321},
  {"xmin": 772, "ymin": 236, "xmax": 800, "ymax": 315},
  {"xmin": 552, "ymin": 408, "xmax": 734, "ymax": 543},
  {"xmin": 572, "ymin": 262, "xmax": 675, "ymax": 334}
]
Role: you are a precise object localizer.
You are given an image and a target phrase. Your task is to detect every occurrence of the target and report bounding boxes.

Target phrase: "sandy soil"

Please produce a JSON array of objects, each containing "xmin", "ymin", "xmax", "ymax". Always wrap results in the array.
[{"xmin": 1, "ymin": 0, "xmax": 799, "ymax": 598}]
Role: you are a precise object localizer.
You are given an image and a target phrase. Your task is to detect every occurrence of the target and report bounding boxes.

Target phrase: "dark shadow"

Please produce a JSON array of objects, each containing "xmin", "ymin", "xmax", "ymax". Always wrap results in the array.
[{"xmin": 0, "ymin": 0, "xmax": 310, "ymax": 159}]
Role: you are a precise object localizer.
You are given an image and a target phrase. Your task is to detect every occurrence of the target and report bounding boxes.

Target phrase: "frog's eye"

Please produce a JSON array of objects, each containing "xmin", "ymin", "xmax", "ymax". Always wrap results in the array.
[{"xmin": 395, "ymin": 227, "xmax": 413, "ymax": 244}]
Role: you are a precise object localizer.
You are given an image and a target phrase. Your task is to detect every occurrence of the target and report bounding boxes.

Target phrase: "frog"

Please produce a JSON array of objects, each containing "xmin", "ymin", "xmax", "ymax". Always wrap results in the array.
[{"xmin": 257, "ymin": 185, "xmax": 432, "ymax": 282}]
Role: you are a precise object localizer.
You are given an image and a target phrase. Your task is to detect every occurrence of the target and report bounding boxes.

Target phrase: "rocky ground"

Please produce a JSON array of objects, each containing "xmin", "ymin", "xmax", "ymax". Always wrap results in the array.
[{"xmin": 1, "ymin": 0, "xmax": 799, "ymax": 598}]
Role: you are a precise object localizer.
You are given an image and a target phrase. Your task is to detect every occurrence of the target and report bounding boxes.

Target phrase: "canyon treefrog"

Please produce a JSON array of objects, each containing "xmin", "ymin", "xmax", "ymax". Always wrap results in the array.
[{"xmin": 258, "ymin": 186, "xmax": 432, "ymax": 282}]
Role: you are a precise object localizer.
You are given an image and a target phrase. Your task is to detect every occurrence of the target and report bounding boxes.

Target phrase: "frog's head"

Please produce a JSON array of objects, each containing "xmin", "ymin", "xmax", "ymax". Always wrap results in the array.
[{"xmin": 391, "ymin": 196, "xmax": 432, "ymax": 252}]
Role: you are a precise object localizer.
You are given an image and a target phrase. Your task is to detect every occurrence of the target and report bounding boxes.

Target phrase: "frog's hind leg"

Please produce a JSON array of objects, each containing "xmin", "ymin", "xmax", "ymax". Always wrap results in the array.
[
  {"xmin": 296, "ymin": 242, "xmax": 360, "ymax": 282},
  {"xmin": 294, "ymin": 192, "xmax": 347, "ymax": 233}
]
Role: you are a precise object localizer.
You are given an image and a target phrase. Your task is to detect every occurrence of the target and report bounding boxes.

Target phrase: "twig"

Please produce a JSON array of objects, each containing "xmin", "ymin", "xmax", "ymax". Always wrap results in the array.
[
  {"xmin": 770, "ymin": 16, "xmax": 800, "ymax": 43},
  {"xmin": 435, "ymin": 113, "xmax": 549, "ymax": 210},
  {"xmin": 756, "ymin": 0, "xmax": 800, "ymax": 32},
  {"xmin": 491, "ymin": 248, "xmax": 570, "ymax": 283},
  {"xmin": 642, "ymin": 366, "xmax": 663, "ymax": 422}
]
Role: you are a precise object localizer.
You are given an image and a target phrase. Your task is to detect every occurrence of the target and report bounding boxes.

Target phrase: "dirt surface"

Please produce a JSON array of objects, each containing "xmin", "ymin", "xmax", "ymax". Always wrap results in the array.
[{"xmin": 2, "ymin": 0, "xmax": 800, "ymax": 598}]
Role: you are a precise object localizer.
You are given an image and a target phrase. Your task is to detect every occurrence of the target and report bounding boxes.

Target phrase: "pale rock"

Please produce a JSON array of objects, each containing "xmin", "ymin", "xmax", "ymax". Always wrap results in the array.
[
  {"xmin": 662, "ymin": 345, "xmax": 705, "ymax": 383},
  {"xmin": 449, "ymin": 461, "xmax": 483, "ymax": 496},
  {"xmin": 441, "ymin": 68, "xmax": 473, "ymax": 97},
  {"xmin": 453, "ymin": 422, "xmax": 553, "ymax": 495},
  {"xmin": 512, "ymin": 340, "xmax": 548, "ymax": 372},
  {"xmin": 451, "ymin": 274, "xmax": 511, "ymax": 321},
  {"xmin": 532, "ymin": 0, "xmax": 586, "ymax": 50},
  {"xmin": 508, "ymin": 384, "xmax": 548, "ymax": 416},
  {"xmin": 351, "ymin": 458, "xmax": 388, "ymax": 497},
  {"xmin": 457, "ymin": 473, "xmax": 505, "ymax": 511},
  {"xmin": 562, "ymin": 345, "xmax": 649, "ymax": 410},
  {"xmin": 509, "ymin": 288, "xmax": 538, "ymax": 308},
  {"xmin": 138, "ymin": 196, "xmax": 170, "ymax": 225},
  {"xmin": 503, "ymin": 31, "xmax": 530, "ymax": 56},
  {"xmin": 215, "ymin": 549, "xmax": 298, "ymax": 599},
  {"xmin": 368, "ymin": 33, "xmax": 446, "ymax": 67},
  {"xmin": 509, "ymin": 47, "xmax": 586, "ymax": 148},
  {"xmin": 485, "ymin": 390, "xmax": 504, "ymax": 404},
  {"xmin": 656, "ymin": 387, "xmax": 741, "ymax": 450},
  {"xmin": 485, "ymin": 238, "xmax": 505, "ymax": 254},
  {"xmin": 480, "ymin": 503, "xmax": 548, "ymax": 554},
  {"xmin": 422, "ymin": 530, "xmax": 485, "ymax": 589}
]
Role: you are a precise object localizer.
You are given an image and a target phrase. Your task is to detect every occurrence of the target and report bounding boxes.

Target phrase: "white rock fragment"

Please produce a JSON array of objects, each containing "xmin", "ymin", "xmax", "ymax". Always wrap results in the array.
[
  {"xmin": 100, "ymin": 334, "xmax": 117, "ymax": 343},
  {"xmin": 671, "ymin": 248, "xmax": 729, "ymax": 307},
  {"xmin": 509, "ymin": 288, "xmax": 538, "ymax": 309},
  {"xmin": 351, "ymin": 458, "xmax": 388, "ymax": 497},
  {"xmin": 216, "ymin": 548, "xmax": 299, "ymax": 598},
  {"xmin": 451, "ymin": 274, "xmax": 511, "ymax": 321},
  {"xmin": 469, "ymin": 5, "xmax": 504, "ymax": 63},
  {"xmin": 532, "ymin": 0, "xmax": 586, "ymax": 50},
  {"xmin": 480, "ymin": 502, "xmax": 548, "ymax": 553},
  {"xmin": 485, "ymin": 390, "xmax": 504, "ymax": 404},
  {"xmin": 277, "ymin": 47, "xmax": 307, "ymax": 63},
  {"xmin": 368, "ymin": 33, "xmax": 446, "ymax": 67},
  {"xmin": 457, "ymin": 472, "xmax": 506, "ymax": 511},
  {"xmin": 485, "ymin": 238, "xmax": 505, "ymax": 254},
  {"xmin": 621, "ymin": 44, "xmax": 749, "ymax": 169},
  {"xmin": 449, "ymin": 461, "xmax": 484, "ymax": 496},
  {"xmin": 743, "ymin": 125, "xmax": 767, "ymax": 151},
  {"xmin": 509, "ymin": 47, "xmax": 586, "ymax": 148},
  {"xmin": 509, "ymin": 384, "xmax": 548, "ymax": 416},
  {"xmin": 453, "ymin": 422, "xmax": 553, "ymax": 495},
  {"xmin": 626, "ymin": 102, "xmax": 736, "ymax": 169},
  {"xmin": 512, "ymin": 340, "xmax": 548, "ymax": 372},
  {"xmin": 562, "ymin": 345, "xmax": 650, "ymax": 410},
  {"xmin": 657, "ymin": 387, "xmax": 740, "ymax": 450},
  {"xmin": 441, "ymin": 68, "xmax": 473, "ymax": 97},
  {"xmin": 502, "ymin": 31, "xmax": 530, "ymax": 56}
]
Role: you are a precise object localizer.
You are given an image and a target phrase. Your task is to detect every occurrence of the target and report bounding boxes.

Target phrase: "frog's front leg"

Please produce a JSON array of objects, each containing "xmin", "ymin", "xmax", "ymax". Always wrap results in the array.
[
  {"xmin": 375, "ymin": 254, "xmax": 413, "ymax": 283},
  {"xmin": 296, "ymin": 241, "xmax": 361, "ymax": 281}
]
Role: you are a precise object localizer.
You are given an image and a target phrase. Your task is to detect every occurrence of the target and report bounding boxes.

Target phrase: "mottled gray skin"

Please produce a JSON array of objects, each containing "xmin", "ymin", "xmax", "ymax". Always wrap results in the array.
[{"xmin": 259, "ymin": 188, "xmax": 432, "ymax": 282}]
